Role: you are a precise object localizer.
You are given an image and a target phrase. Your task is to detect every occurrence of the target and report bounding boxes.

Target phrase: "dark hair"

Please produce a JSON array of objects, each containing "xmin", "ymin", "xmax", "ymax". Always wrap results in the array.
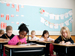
[
  {"xmin": 42, "ymin": 30, "xmax": 49, "ymax": 38},
  {"xmin": 18, "ymin": 23, "xmax": 29, "ymax": 33}
]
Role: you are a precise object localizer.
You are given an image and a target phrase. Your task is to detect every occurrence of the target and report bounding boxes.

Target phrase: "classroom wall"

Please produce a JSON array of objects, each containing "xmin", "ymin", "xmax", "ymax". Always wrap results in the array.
[
  {"xmin": 0, "ymin": 0, "xmax": 75, "ymax": 42},
  {"xmin": 0, "ymin": 0, "xmax": 75, "ymax": 35}
]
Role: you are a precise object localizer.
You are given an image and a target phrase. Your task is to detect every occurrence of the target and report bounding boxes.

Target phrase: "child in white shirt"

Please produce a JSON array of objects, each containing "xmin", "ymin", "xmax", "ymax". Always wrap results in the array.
[
  {"xmin": 29, "ymin": 30, "xmax": 39, "ymax": 40},
  {"xmin": 39, "ymin": 30, "xmax": 54, "ymax": 42}
]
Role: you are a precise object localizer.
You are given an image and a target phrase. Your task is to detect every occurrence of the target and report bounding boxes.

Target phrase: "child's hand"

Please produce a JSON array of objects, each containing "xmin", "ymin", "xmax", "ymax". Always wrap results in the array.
[
  {"xmin": 60, "ymin": 41, "xmax": 65, "ymax": 44},
  {"xmin": 17, "ymin": 41, "xmax": 22, "ymax": 45},
  {"xmin": 22, "ymin": 42, "xmax": 25, "ymax": 44},
  {"xmin": 51, "ymin": 40, "xmax": 54, "ymax": 43},
  {"xmin": 66, "ymin": 42, "xmax": 71, "ymax": 45},
  {"xmin": 44, "ymin": 39, "xmax": 48, "ymax": 41},
  {"xmin": 7, "ymin": 38, "xmax": 10, "ymax": 41}
]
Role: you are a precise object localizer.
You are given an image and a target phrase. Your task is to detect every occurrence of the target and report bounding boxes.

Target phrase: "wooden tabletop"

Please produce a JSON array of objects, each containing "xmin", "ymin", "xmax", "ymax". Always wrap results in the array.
[
  {"xmin": 36, "ymin": 41, "xmax": 53, "ymax": 43},
  {"xmin": 52, "ymin": 43, "xmax": 75, "ymax": 47},
  {"xmin": 4, "ymin": 44, "xmax": 46, "ymax": 48},
  {"xmin": 29, "ymin": 40, "xmax": 37, "ymax": 41}
]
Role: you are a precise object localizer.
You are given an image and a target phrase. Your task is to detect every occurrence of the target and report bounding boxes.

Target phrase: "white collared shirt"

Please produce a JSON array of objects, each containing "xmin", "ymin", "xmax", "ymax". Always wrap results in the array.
[
  {"xmin": 29, "ymin": 36, "xmax": 39, "ymax": 40},
  {"xmin": 39, "ymin": 37, "xmax": 54, "ymax": 41}
]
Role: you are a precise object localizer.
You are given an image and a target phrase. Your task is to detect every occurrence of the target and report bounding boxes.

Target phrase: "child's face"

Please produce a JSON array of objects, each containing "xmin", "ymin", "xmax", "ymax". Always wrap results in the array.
[
  {"xmin": 19, "ymin": 31, "xmax": 27, "ymax": 39},
  {"xmin": 31, "ymin": 32, "xmax": 35, "ymax": 38},
  {"xmin": 44, "ymin": 33, "xmax": 49, "ymax": 38},
  {"xmin": 6, "ymin": 30, "xmax": 12, "ymax": 37},
  {"xmin": 62, "ymin": 30, "xmax": 68, "ymax": 38}
]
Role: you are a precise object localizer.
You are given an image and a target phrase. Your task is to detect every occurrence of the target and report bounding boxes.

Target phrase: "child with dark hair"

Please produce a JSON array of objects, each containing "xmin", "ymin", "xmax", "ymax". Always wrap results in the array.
[
  {"xmin": 39, "ymin": 30, "xmax": 54, "ymax": 42},
  {"xmin": 8, "ymin": 23, "xmax": 29, "ymax": 45},
  {"xmin": 39, "ymin": 30, "xmax": 54, "ymax": 56}
]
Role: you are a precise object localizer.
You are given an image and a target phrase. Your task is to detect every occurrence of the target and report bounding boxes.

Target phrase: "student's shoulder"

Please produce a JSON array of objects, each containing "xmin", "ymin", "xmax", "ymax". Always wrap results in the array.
[
  {"xmin": 2, "ymin": 33, "xmax": 6, "ymax": 37},
  {"xmin": 12, "ymin": 35, "xmax": 18, "ymax": 38},
  {"xmin": 0, "ymin": 34, "xmax": 6, "ymax": 38},
  {"xmin": 12, "ymin": 34, "xmax": 15, "ymax": 36},
  {"xmin": 48, "ymin": 37, "xmax": 54, "ymax": 40},
  {"xmin": 40, "ymin": 37, "xmax": 44, "ymax": 39},
  {"xmin": 55, "ymin": 36, "xmax": 62, "ymax": 40},
  {"xmin": 3, "ymin": 33, "xmax": 6, "ymax": 35},
  {"xmin": 58, "ymin": 36, "xmax": 62, "ymax": 38}
]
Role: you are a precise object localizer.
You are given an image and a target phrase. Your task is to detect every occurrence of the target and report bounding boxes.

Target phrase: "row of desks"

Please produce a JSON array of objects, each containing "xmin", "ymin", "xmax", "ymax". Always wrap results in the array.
[
  {"xmin": 0, "ymin": 39, "xmax": 75, "ymax": 56},
  {"xmin": 29, "ymin": 40, "xmax": 75, "ymax": 56}
]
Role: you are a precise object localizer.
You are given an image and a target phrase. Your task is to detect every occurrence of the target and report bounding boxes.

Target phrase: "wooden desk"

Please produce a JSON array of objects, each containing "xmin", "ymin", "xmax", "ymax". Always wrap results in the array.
[
  {"xmin": 28, "ymin": 40, "xmax": 53, "ymax": 56},
  {"xmin": 28, "ymin": 40, "xmax": 37, "ymax": 43},
  {"xmin": 36, "ymin": 41, "xmax": 53, "ymax": 56},
  {"xmin": 4, "ymin": 44, "xmax": 46, "ymax": 56},
  {"xmin": 36, "ymin": 41, "xmax": 53, "ymax": 44},
  {"xmin": 53, "ymin": 43, "xmax": 75, "ymax": 56},
  {"xmin": 29, "ymin": 40, "xmax": 53, "ymax": 44},
  {"xmin": 0, "ymin": 39, "xmax": 8, "ymax": 56}
]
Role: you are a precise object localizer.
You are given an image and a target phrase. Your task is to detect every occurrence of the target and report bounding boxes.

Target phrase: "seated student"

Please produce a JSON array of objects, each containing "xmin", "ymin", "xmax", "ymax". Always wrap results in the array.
[
  {"xmin": 0, "ymin": 30, "xmax": 4, "ymax": 38},
  {"xmin": 39, "ymin": 30, "xmax": 54, "ymax": 56},
  {"xmin": 39, "ymin": 30, "xmax": 54, "ymax": 42},
  {"xmin": 54, "ymin": 26, "xmax": 74, "ymax": 45},
  {"xmin": 8, "ymin": 23, "xmax": 29, "ymax": 45},
  {"xmin": 1, "ymin": 26, "xmax": 14, "ymax": 41},
  {"xmin": 29, "ymin": 30, "xmax": 39, "ymax": 40}
]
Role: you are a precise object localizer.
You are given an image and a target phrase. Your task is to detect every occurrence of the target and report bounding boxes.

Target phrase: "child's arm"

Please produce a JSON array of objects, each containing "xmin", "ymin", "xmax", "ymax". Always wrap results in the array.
[
  {"xmin": 39, "ymin": 38, "xmax": 44, "ymax": 41},
  {"xmin": 54, "ymin": 36, "xmax": 62, "ymax": 43},
  {"xmin": 22, "ymin": 38, "xmax": 27, "ymax": 44},
  {"xmin": 36, "ymin": 37, "xmax": 40, "ymax": 40},
  {"xmin": 0, "ymin": 34, "xmax": 5, "ymax": 38},
  {"xmin": 48, "ymin": 37, "xmax": 55, "ymax": 42},
  {"xmin": 8, "ymin": 36, "xmax": 19, "ymax": 45},
  {"xmin": 69, "ymin": 38, "xmax": 74, "ymax": 43}
]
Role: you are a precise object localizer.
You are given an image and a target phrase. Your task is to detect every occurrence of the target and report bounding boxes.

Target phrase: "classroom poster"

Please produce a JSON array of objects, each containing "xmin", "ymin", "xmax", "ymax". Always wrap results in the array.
[{"xmin": 0, "ymin": 2, "xmax": 73, "ymax": 31}]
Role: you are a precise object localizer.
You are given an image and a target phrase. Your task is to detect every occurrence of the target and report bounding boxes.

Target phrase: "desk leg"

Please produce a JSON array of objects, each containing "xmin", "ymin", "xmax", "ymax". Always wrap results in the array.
[
  {"xmin": 9, "ymin": 49, "xmax": 13, "ymax": 56},
  {"xmin": 65, "ymin": 47, "xmax": 68, "ymax": 56},
  {"xmin": 0, "ymin": 44, "xmax": 3, "ymax": 56},
  {"xmin": 56, "ymin": 52, "xmax": 59, "ymax": 56},
  {"xmin": 1, "ymin": 49, "xmax": 3, "ymax": 56}
]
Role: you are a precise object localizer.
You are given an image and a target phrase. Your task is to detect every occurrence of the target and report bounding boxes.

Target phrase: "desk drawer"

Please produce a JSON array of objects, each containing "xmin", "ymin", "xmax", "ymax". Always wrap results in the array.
[{"xmin": 13, "ymin": 48, "xmax": 44, "ymax": 53}]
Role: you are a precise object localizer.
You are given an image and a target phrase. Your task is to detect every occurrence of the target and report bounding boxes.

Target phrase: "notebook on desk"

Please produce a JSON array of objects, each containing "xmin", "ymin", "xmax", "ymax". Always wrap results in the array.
[{"xmin": 19, "ymin": 43, "xmax": 37, "ymax": 46}]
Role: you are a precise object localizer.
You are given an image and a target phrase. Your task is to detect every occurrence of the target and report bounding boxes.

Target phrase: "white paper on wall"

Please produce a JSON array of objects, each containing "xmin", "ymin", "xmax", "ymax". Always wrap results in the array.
[
  {"xmin": 65, "ymin": 20, "xmax": 69, "ymax": 26},
  {"xmin": 16, "ymin": 15, "xmax": 19, "ymax": 16},
  {"xmin": 44, "ymin": 11, "xmax": 49, "ymax": 17},
  {"xmin": 54, "ymin": 24, "xmax": 58, "ymax": 29},
  {"xmin": 50, "ymin": 14, "xmax": 55, "ymax": 19},
  {"xmin": 60, "ymin": 14, "xmax": 64, "ymax": 19},
  {"xmin": 49, "ymin": 24, "xmax": 53, "ymax": 28},
  {"xmin": 68, "ymin": 10, "xmax": 73, "ymax": 16},
  {"xmin": 21, "ymin": 15, "xmax": 24, "ymax": 17},
  {"xmin": 16, "ymin": 22, "xmax": 19, "ymax": 24},
  {"xmin": 11, "ymin": 14, "xmax": 14, "ymax": 17},
  {"xmin": 45, "ymin": 21, "xmax": 48, "ymax": 26},
  {"xmin": 55, "ymin": 15, "xmax": 59, "ymax": 20},
  {"xmin": 69, "ymin": 17, "xmax": 72, "ymax": 21},
  {"xmin": 11, "ymin": 22, "xmax": 14, "ymax": 23},
  {"xmin": 70, "ymin": 19, "xmax": 73, "ymax": 23},
  {"xmin": 60, "ymin": 23, "xmax": 64, "ymax": 28},
  {"xmin": 21, "ymin": 5, "xmax": 24, "ymax": 8},
  {"xmin": 41, "ymin": 17, "xmax": 45, "ymax": 23},
  {"xmin": 65, "ymin": 13, "xmax": 68, "ymax": 18}
]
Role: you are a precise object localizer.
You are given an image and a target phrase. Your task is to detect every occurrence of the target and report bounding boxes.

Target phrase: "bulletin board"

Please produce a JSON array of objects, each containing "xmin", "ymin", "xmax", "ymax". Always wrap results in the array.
[{"xmin": 0, "ymin": 2, "xmax": 73, "ymax": 31}]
